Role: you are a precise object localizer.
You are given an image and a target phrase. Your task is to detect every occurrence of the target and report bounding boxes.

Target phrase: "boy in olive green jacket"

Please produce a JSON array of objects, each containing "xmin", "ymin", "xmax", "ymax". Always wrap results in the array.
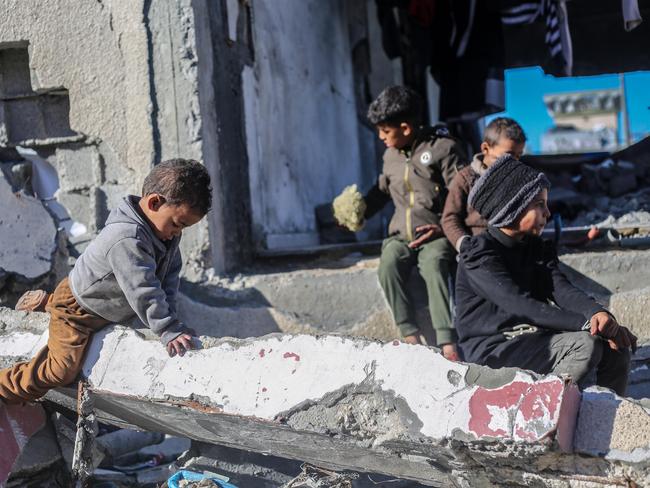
[{"xmin": 358, "ymin": 86, "xmax": 467, "ymax": 359}]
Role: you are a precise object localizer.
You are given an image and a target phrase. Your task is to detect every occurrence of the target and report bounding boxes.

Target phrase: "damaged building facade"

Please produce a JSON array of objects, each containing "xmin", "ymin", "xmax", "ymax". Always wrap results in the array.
[
  {"xmin": 1, "ymin": 0, "xmax": 650, "ymax": 486},
  {"xmin": 0, "ymin": 0, "xmax": 403, "ymax": 294}
]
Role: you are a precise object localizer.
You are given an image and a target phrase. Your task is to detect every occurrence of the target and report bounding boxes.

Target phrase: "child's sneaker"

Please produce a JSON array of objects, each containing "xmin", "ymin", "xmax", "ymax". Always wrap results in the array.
[{"xmin": 15, "ymin": 290, "xmax": 49, "ymax": 312}]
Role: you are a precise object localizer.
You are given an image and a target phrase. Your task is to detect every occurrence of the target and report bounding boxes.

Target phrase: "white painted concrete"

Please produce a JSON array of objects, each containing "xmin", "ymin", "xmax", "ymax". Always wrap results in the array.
[
  {"xmin": 0, "ymin": 331, "xmax": 45, "ymax": 358},
  {"xmin": 76, "ymin": 326, "xmax": 575, "ymax": 447}
]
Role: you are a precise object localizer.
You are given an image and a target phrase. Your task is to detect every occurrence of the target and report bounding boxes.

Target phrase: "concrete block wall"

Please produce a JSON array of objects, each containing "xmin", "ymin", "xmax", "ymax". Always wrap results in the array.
[
  {"xmin": 0, "ymin": 1, "xmax": 149, "ymax": 239},
  {"xmin": 0, "ymin": 0, "xmax": 213, "ymax": 273}
]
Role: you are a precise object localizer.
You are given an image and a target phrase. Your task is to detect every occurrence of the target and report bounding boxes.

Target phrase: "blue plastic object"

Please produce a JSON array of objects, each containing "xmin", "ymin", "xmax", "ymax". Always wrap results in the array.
[{"xmin": 167, "ymin": 470, "xmax": 238, "ymax": 488}]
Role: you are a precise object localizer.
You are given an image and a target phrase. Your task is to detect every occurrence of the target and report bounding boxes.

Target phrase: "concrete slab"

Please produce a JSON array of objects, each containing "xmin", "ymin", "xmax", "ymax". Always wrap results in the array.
[
  {"xmin": 78, "ymin": 327, "xmax": 575, "ymax": 447},
  {"xmin": 0, "ymin": 402, "xmax": 46, "ymax": 488},
  {"xmin": 1, "ymin": 304, "xmax": 649, "ymax": 486},
  {"xmin": 0, "ymin": 173, "xmax": 58, "ymax": 281}
]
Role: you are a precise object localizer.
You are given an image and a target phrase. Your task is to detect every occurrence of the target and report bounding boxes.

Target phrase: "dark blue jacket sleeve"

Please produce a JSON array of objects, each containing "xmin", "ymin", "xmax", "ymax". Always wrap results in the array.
[{"xmin": 543, "ymin": 243, "xmax": 606, "ymax": 319}]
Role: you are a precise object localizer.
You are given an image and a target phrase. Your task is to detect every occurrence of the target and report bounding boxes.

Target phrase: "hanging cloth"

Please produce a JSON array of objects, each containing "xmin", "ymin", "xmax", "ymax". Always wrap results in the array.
[
  {"xmin": 622, "ymin": 0, "xmax": 643, "ymax": 31},
  {"xmin": 501, "ymin": 0, "xmax": 573, "ymax": 76}
]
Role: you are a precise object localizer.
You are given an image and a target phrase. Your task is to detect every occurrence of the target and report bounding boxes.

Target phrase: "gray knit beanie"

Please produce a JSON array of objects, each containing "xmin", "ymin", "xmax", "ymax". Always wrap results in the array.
[{"xmin": 468, "ymin": 154, "xmax": 550, "ymax": 228}]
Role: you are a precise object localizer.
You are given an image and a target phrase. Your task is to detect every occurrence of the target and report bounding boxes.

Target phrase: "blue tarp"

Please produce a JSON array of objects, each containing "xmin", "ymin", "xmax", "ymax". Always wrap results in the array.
[{"xmin": 167, "ymin": 470, "xmax": 239, "ymax": 488}]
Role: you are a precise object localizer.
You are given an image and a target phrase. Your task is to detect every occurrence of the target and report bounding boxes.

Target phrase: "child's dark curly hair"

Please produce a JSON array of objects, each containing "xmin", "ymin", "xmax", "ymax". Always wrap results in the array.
[
  {"xmin": 484, "ymin": 117, "xmax": 527, "ymax": 146},
  {"xmin": 367, "ymin": 86, "xmax": 424, "ymax": 127},
  {"xmin": 142, "ymin": 158, "xmax": 212, "ymax": 215}
]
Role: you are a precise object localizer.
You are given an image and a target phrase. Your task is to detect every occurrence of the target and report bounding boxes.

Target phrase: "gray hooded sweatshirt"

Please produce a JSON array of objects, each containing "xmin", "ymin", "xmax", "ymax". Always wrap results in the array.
[{"xmin": 69, "ymin": 196, "xmax": 187, "ymax": 344}]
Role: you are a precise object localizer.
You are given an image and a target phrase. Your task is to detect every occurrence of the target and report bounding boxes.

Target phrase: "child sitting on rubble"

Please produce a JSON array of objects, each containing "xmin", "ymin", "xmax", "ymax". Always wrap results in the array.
[
  {"xmin": 0, "ymin": 158, "xmax": 211, "ymax": 404},
  {"xmin": 442, "ymin": 117, "xmax": 526, "ymax": 252},
  {"xmin": 335, "ymin": 85, "xmax": 466, "ymax": 360},
  {"xmin": 454, "ymin": 154, "xmax": 635, "ymax": 396}
]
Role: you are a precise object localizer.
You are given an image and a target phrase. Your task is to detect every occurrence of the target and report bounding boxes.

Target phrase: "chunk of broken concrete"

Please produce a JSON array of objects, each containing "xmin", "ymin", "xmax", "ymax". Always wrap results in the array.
[
  {"xmin": 574, "ymin": 387, "xmax": 650, "ymax": 463},
  {"xmin": 9, "ymin": 414, "xmax": 63, "ymax": 480},
  {"xmin": 0, "ymin": 402, "xmax": 47, "ymax": 488},
  {"xmin": 1, "ymin": 301, "xmax": 648, "ymax": 486},
  {"xmin": 0, "ymin": 172, "xmax": 58, "ymax": 283}
]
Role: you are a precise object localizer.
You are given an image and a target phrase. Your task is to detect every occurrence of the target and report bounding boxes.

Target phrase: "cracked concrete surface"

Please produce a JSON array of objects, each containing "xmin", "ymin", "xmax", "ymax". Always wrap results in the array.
[{"xmin": 1, "ymin": 306, "xmax": 648, "ymax": 486}]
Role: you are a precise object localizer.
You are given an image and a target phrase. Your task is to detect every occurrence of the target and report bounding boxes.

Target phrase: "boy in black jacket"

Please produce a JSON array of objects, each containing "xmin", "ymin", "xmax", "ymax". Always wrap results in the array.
[{"xmin": 455, "ymin": 155, "xmax": 635, "ymax": 395}]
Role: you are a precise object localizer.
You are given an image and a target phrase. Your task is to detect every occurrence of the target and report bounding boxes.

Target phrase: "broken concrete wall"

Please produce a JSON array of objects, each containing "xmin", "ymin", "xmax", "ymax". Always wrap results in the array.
[
  {"xmin": 0, "ymin": 0, "xmax": 219, "ymax": 280},
  {"xmin": 0, "ymin": 0, "xmax": 151, "ymax": 233},
  {"xmin": 0, "ymin": 169, "xmax": 67, "ymax": 303},
  {"xmin": 0, "ymin": 310, "xmax": 648, "ymax": 487}
]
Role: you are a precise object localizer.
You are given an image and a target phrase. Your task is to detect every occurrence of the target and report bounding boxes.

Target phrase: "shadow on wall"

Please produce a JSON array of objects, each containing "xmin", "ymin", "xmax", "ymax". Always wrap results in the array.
[
  {"xmin": 177, "ymin": 268, "xmax": 412, "ymax": 343},
  {"xmin": 178, "ymin": 280, "xmax": 280, "ymax": 339},
  {"xmin": 574, "ymin": 389, "xmax": 622, "ymax": 456}
]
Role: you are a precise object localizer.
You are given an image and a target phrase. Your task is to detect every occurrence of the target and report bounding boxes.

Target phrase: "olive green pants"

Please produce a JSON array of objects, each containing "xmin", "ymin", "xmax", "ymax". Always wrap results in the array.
[{"xmin": 378, "ymin": 236, "xmax": 456, "ymax": 345}]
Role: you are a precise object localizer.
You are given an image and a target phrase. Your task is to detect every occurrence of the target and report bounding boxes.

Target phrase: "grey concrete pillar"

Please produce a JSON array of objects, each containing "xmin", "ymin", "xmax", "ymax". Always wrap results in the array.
[{"xmin": 193, "ymin": 0, "xmax": 254, "ymax": 274}]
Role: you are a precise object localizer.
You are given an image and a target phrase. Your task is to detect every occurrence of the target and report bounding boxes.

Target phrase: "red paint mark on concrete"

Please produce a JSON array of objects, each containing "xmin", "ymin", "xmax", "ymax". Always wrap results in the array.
[
  {"xmin": 283, "ymin": 352, "xmax": 300, "ymax": 361},
  {"xmin": 0, "ymin": 403, "xmax": 46, "ymax": 486},
  {"xmin": 262, "ymin": 387, "xmax": 268, "ymax": 392},
  {"xmin": 469, "ymin": 378, "xmax": 567, "ymax": 443},
  {"xmin": 514, "ymin": 380, "xmax": 563, "ymax": 441},
  {"xmin": 469, "ymin": 381, "xmax": 529, "ymax": 438},
  {"xmin": 258, "ymin": 349, "xmax": 265, "ymax": 358},
  {"xmin": 0, "ymin": 408, "xmax": 20, "ymax": 481},
  {"xmin": 392, "ymin": 340, "xmax": 400, "ymax": 346}
]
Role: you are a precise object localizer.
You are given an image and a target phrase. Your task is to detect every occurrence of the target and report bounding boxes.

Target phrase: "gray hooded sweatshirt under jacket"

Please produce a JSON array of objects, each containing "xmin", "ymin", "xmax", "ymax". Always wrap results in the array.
[{"xmin": 69, "ymin": 196, "xmax": 187, "ymax": 345}]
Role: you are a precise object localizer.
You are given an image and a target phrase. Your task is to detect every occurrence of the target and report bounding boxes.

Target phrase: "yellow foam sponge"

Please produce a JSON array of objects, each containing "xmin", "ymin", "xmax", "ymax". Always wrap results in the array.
[{"xmin": 332, "ymin": 184, "xmax": 366, "ymax": 232}]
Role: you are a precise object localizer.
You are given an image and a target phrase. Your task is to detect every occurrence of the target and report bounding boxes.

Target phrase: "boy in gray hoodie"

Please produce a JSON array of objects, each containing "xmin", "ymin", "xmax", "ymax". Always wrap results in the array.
[{"xmin": 0, "ymin": 158, "xmax": 211, "ymax": 404}]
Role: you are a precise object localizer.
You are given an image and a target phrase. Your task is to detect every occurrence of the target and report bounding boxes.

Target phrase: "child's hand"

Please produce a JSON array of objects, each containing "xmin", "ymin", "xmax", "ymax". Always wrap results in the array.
[
  {"xmin": 607, "ymin": 326, "xmax": 637, "ymax": 354},
  {"xmin": 167, "ymin": 333, "xmax": 195, "ymax": 357},
  {"xmin": 442, "ymin": 343, "xmax": 459, "ymax": 361},
  {"xmin": 408, "ymin": 224, "xmax": 443, "ymax": 249},
  {"xmin": 589, "ymin": 311, "xmax": 619, "ymax": 338}
]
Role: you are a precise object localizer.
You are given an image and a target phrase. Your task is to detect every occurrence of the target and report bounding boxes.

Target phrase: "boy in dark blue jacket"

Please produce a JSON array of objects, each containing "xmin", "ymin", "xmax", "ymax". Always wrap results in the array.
[{"xmin": 455, "ymin": 155, "xmax": 635, "ymax": 395}]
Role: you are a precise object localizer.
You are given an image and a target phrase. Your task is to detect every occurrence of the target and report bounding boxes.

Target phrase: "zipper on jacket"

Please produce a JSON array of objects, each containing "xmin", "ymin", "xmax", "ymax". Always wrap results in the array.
[{"xmin": 403, "ymin": 160, "xmax": 415, "ymax": 242}]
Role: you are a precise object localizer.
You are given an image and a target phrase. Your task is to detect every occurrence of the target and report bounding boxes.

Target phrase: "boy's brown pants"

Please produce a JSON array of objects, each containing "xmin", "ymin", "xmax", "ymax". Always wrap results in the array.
[{"xmin": 0, "ymin": 278, "xmax": 109, "ymax": 404}]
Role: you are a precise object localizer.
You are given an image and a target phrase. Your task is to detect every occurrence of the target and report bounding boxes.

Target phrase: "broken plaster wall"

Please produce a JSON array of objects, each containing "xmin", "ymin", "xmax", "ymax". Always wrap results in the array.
[
  {"xmin": 243, "ymin": 0, "xmax": 367, "ymax": 250},
  {"xmin": 0, "ymin": 0, "xmax": 216, "ymax": 280},
  {"xmin": 0, "ymin": 1, "xmax": 155, "ymax": 231}
]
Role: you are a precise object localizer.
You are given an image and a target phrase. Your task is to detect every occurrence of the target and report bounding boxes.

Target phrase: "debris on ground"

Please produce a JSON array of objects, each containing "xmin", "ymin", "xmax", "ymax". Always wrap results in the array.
[{"xmin": 282, "ymin": 464, "xmax": 358, "ymax": 488}]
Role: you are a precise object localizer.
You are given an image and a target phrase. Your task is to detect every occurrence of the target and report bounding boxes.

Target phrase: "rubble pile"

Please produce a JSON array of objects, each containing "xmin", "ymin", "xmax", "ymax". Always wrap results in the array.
[{"xmin": 547, "ymin": 156, "xmax": 650, "ymax": 233}]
